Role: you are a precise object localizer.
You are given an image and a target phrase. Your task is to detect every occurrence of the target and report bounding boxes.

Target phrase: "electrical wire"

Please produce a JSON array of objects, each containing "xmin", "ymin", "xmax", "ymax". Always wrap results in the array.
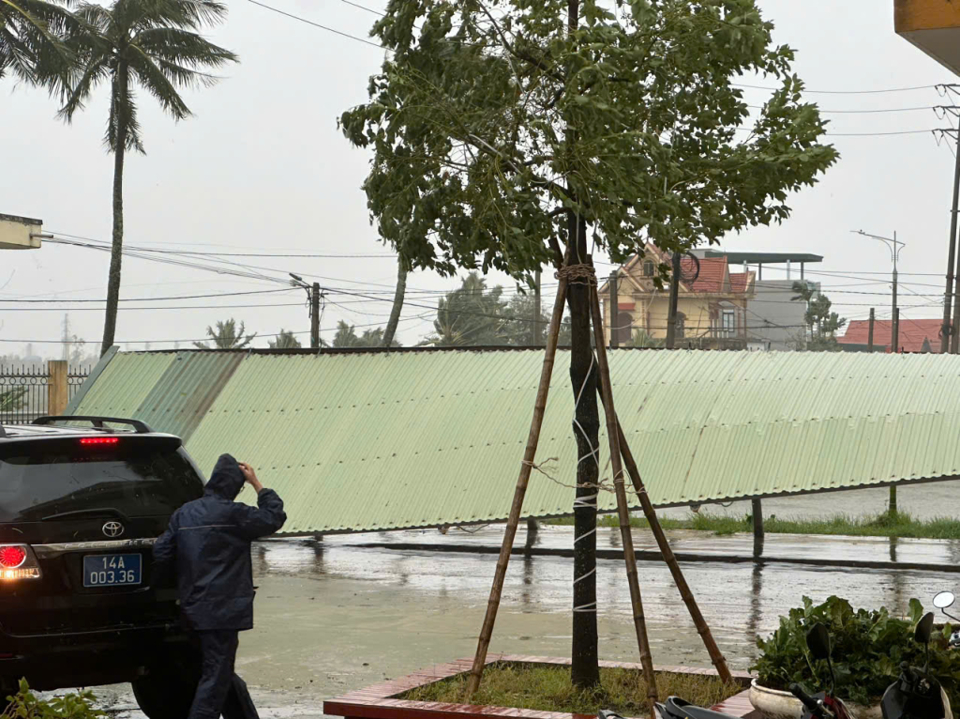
[
  {"xmin": 245, "ymin": 0, "xmax": 383, "ymax": 48},
  {"xmin": 733, "ymin": 82, "xmax": 943, "ymax": 95}
]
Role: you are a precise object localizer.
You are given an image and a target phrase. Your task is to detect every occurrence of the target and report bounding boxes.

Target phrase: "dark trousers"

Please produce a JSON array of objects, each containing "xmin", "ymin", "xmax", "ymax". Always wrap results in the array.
[{"xmin": 188, "ymin": 630, "xmax": 260, "ymax": 719}]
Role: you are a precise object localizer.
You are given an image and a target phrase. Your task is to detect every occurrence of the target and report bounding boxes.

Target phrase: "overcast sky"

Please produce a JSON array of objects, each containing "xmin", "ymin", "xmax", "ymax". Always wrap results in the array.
[{"xmin": 2, "ymin": 0, "xmax": 959, "ymax": 358}]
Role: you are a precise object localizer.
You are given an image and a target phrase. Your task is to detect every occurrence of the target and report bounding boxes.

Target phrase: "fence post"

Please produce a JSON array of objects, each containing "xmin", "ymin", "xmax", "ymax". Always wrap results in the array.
[{"xmin": 47, "ymin": 361, "xmax": 69, "ymax": 416}]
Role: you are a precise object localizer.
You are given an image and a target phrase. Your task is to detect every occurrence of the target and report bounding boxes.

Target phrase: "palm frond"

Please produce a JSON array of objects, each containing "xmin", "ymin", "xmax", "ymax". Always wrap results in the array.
[
  {"xmin": 0, "ymin": 0, "xmax": 78, "ymax": 89},
  {"xmin": 135, "ymin": 25, "xmax": 236, "ymax": 71},
  {"xmin": 61, "ymin": 0, "xmax": 236, "ymax": 154},
  {"xmin": 129, "ymin": 47, "xmax": 190, "ymax": 118},
  {"xmin": 57, "ymin": 52, "xmax": 108, "ymax": 119}
]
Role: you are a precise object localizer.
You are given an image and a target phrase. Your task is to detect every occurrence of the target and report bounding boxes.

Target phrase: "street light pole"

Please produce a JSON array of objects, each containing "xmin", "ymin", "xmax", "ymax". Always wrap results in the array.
[{"xmin": 853, "ymin": 230, "xmax": 906, "ymax": 353}]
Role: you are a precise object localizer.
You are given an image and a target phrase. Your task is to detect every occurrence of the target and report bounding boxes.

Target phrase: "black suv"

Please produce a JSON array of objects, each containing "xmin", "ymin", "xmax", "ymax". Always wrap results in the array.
[{"xmin": 0, "ymin": 416, "xmax": 205, "ymax": 718}]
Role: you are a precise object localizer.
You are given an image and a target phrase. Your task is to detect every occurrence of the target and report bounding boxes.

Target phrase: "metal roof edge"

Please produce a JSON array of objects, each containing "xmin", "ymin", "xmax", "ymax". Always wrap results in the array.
[{"xmin": 65, "ymin": 345, "xmax": 119, "ymax": 414}]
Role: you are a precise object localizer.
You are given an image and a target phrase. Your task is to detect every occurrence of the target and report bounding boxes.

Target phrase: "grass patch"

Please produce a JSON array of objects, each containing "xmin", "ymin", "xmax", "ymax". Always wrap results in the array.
[
  {"xmin": 401, "ymin": 663, "xmax": 743, "ymax": 717},
  {"xmin": 546, "ymin": 511, "xmax": 960, "ymax": 540}
]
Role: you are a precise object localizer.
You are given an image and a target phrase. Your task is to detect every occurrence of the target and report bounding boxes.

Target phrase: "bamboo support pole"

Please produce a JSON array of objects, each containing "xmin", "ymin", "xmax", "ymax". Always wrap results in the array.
[
  {"xmin": 614, "ymin": 420, "xmax": 734, "ymax": 683},
  {"xmin": 466, "ymin": 273, "xmax": 570, "ymax": 696},
  {"xmin": 588, "ymin": 282, "xmax": 658, "ymax": 710}
]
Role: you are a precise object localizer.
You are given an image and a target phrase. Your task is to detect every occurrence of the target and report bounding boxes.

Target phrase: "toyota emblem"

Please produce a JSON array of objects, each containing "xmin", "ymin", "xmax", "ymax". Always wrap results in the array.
[{"xmin": 102, "ymin": 521, "xmax": 124, "ymax": 538}]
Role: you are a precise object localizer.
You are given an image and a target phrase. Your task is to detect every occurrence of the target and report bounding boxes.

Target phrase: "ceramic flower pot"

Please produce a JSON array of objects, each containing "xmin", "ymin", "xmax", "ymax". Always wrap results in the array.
[{"xmin": 748, "ymin": 679, "xmax": 882, "ymax": 719}]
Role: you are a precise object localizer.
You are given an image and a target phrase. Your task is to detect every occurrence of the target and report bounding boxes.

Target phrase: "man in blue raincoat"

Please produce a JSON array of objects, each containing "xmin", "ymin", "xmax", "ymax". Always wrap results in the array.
[{"xmin": 154, "ymin": 454, "xmax": 287, "ymax": 719}]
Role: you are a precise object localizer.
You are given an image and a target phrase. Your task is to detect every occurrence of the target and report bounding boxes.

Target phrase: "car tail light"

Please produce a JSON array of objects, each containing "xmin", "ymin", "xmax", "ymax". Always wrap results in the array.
[
  {"xmin": 0, "ymin": 547, "xmax": 25, "ymax": 569},
  {"xmin": 0, "ymin": 545, "xmax": 40, "ymax": 581},
  {"xmin": 80, "ymin": 437, "xmax": 119, "ymax": 446}
]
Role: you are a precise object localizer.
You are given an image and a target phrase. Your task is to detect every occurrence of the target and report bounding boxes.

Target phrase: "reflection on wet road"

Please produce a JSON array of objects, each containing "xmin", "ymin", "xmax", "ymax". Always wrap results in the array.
[{"xmin": 95, "ymin": 525, "xmax": 960, "ymax": 718}]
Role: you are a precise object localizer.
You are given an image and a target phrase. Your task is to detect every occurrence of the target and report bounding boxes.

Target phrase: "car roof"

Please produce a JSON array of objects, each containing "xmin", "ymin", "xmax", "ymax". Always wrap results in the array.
[{"xmin": 0, "ymin": 417, "xmax": 179, "ymax": 443}]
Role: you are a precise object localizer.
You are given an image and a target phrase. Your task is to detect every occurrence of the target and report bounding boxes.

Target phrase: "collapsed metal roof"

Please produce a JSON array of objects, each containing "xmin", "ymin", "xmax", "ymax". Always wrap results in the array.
[{"xmin": 68, "ymin": 348, "xmax": 960, "ymax": 534}]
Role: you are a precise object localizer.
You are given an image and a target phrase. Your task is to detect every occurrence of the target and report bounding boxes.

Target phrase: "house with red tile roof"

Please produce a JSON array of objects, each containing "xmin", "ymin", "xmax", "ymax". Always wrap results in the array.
[
  {"xmin": 600, "ymin": 245, "xmax": 821, "ymax": 350},
  {"xmin": 599, "ymin": 243, "xmax": 755, "ymax": 349},
  {"xmin": 838, "ymin": 318, "xmax": 942, "ymax": 354}
]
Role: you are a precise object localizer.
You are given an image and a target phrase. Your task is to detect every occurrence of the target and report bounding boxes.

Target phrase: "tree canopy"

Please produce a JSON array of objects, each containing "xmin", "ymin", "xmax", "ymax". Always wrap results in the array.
[
  {"xmin": 341, "ymin": 0, "xmax": 838, "ymax": 282},
  {"xmin": 268, "ymin": 329, "xmax": 303, "ymax": 349},
  {"xmin": 332, "ymin": 320, "xmax": 401, "ymax": 348},
  {"xmin": 792, "ymin": 281, "xmax": 846, "ymax": 351}
]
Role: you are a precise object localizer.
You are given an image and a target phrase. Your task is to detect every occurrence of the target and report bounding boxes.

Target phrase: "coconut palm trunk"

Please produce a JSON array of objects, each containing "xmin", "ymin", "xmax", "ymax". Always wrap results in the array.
[{"xmin": 101, "ymin": 66, "xmax": 128, "ymax": 356}]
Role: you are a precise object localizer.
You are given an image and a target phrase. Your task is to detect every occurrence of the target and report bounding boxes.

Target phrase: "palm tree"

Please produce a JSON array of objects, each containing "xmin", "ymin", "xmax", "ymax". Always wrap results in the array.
[
  {"xmin": 59, "ymin": 0, "xmax": 237, "ymax": 356},
  {"xmin": 1, "ymin": 0, "xmax": 77, "ymax": 88},
  {"xmin": 268, "ymin": 329, "xmax": 302, "ymax": 349},
  {"xmin": 194, "ymin": 319, "xmax": 255, "ymax": 349}
]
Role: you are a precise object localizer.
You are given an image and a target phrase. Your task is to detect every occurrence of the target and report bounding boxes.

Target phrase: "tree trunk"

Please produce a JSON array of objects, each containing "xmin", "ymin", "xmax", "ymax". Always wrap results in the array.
[
  {"xmin": 568, "ymin": 211, "xmax": 600, "ymax": 689},
  {"xmin": 101, "ymin": 69, "xmax": 128, "ymax": 357},
  {"xmin": 383, "ymin": 259, "xmax": 406, "ymax": 347}
]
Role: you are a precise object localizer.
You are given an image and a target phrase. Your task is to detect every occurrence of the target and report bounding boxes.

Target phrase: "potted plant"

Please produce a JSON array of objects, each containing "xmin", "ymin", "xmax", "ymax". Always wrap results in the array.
[{"xmin": 749, "ymin": 597, "xmax": 960, "ymax": 719}]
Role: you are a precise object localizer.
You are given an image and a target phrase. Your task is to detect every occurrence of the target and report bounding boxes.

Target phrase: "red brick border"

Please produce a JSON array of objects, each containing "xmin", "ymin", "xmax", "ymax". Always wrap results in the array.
[{"xmin": 323, "ymin": 655, "xmax": 758, "ymax": 719}]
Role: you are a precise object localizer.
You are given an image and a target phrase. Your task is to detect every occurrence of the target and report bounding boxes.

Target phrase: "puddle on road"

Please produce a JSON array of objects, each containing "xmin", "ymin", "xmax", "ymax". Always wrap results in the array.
[{"xmin": 66, "ymin": 527, "xmax": 959, "ymax": 718}]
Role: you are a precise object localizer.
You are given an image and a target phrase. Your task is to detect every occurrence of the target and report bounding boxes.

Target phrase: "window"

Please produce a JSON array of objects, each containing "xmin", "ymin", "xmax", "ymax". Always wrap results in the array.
[
  {"xmin": 616, "ymin": 312, "xmax": 633, "ymax": 345},
  {"xmin": 642, "ymin": 260, "xmax": 654, "ymax": 277},
  {"xmin": 0, "ymin": 442, "xmax": 203, "ymax": 522},
  {"xmin": 722, "ymin": 309, "xmax": 736, "ymax": 333}
]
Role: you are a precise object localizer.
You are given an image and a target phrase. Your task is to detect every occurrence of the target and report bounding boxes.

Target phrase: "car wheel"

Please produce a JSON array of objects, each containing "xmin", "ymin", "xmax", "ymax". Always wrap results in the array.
[{"xmin": 132, "ymin": 652, "xmax": 199, "ymax": 719}]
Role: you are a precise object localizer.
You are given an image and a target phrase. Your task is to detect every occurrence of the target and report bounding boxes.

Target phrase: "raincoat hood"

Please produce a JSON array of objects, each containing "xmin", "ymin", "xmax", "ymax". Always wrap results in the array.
[{"xmin": 205, "ymin": 454, "xmax": 245, "ymax": 500}]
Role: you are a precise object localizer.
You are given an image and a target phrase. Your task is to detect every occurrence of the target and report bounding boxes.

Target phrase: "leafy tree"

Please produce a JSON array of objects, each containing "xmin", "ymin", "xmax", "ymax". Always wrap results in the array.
[
  {"xmin": 58, "ymin": 0, "xmax": 237, "ymax": 356},
  {"xmin": 194, "ymin": 319, "xmax": 255, "ymax": 350},
  {"xmin": 268, "ymin": 329, "xmax": 302, "ymax": 349},
  {"xmin": 341, "ymin": 0, "xmax": 836, "ymax": 686},
  {"xmin": 332, "ymin": 320, "xmax": 399, "ymax": 348},
  {"xmin": 791, "ymin": 281, "xmax": 845, "ymax": 351},
  {"xmin": 1, "ymin": 0, "xmax": 76, "ymax": 88},
  {"xmin": 428, "ymin": 273, "xmax": 511, "ymax": 346}
]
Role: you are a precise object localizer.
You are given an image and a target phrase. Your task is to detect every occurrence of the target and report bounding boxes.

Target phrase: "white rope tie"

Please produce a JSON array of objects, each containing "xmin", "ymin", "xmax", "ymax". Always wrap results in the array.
[
  {"xmin": 573, "ymin": 493, "xmax": 598, "ymax": 508},
  {"xmin": 573, "ymin": 601, "xmax": 598, "ymax": 613},
  {"xmin": 573, "ymin": 567, "xmax": 596, "ymax": 584},
  {"xmin": 574, "ymin": 527, "xmax": 597, "ymax": 544}
]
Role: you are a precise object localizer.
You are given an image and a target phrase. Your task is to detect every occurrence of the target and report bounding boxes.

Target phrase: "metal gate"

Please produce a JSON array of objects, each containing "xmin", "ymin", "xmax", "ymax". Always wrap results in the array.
[{"xmin": 0, "ymin": 363, "xmax": 90, "ymax": 425}]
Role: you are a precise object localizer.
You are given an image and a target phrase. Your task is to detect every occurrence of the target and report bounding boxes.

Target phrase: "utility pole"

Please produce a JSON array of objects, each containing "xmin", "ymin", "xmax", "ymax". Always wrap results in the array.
[
  {"xmin": 609, "ymin": 270, "xmax": 618, "ymax": 349},
  {"xmin": 665, "ymin": 252, "xmax": 681, "ymax": 349},
  {"xmin": 868, "ymin": 308, "xmax": 875, "ymax": 352},
  {"xmin": 942, "ymin": 113, "xmax": 960, "ymax": 352},
  {"xmin": 854, "ymin": 230, "xmax": 905, "ymax": 355},
  {"xmin": 533, "ymin": 270, "xmax": 542, "ymax": 346},
  {"xmin": 311, "ymin": 282, "xmax": 321, "ymax": 350},
  {"xmin": 289, "ymin": 273, "xmax": 322, "ymax": 350}
]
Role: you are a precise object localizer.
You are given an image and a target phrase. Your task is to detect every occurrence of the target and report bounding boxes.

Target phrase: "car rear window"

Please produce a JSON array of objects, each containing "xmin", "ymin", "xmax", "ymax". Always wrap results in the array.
[{"xmin": 0, "ymin": 441, "xmax": 203, "ymax": 522}]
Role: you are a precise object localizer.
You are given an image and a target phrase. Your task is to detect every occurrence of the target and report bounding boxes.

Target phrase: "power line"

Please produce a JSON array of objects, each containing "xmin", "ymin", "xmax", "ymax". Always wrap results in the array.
[
  {"xmin": 747, "ymin": 104, "xmax": 937, "ymax": 115},
  {"xmin": 733, "ymin": 82, "xmax": 942, "ymax": 95},
  {"xmin": 46, "ymin": 232, "xmax": 396, "ymax": 259},
  {"xmin": 245, "ymin": 0, "xmax": 383, "ymax": 48},
  {"xmin": 0, "ymin": 288, "xmax": 296, "ymax": 303}
]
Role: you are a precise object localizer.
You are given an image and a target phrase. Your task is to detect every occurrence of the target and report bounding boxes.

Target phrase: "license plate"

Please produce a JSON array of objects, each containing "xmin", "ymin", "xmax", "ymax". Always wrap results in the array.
[{"xmin": 82, "ymin": 554, "xmax": 142, "ymax": 588}]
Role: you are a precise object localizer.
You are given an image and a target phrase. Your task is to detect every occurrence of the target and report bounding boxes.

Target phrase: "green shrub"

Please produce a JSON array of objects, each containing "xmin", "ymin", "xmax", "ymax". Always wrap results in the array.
[
  {"xmin": 2, "ymin": 679, "xmax": 104, "ymax": 719},
  {"xmin": 751, "ymin": 596, "xmax": 960, "ymax": 707}
]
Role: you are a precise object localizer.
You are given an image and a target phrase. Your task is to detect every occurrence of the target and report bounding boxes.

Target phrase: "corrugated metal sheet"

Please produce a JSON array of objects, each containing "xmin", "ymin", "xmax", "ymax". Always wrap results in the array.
[
  {"xmin": 71, "ymin": 352, "xmax": 176, "ymax": 421},
  {"xmin": 73, "ymin": 349, "xmax": 960, "ymax": 534},
  {"xmin": 134, "ymin": 352, "xmax": 244, "ymax": 442}
]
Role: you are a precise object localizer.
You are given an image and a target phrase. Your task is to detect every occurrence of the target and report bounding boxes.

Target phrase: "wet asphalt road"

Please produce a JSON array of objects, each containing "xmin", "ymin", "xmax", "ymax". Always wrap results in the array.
[{"xmin": 81, "ymin": 523, "xmax": 960, "ymax": 718}]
